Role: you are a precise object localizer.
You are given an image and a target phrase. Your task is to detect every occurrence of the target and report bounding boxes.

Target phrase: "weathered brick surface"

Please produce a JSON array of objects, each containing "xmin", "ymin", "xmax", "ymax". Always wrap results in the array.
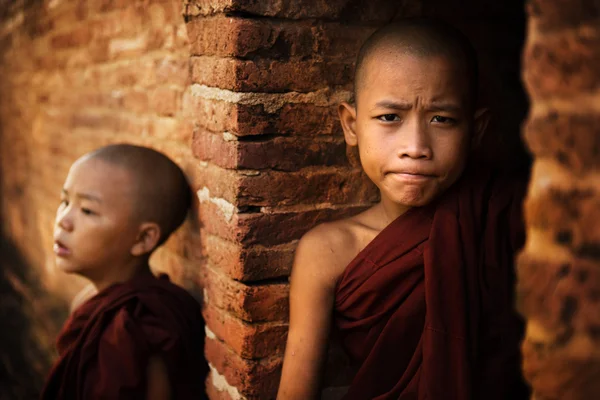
[
  {"xmin": 202, "ymin": 264, "xmax": 289, "ymax": 322},
  {"xmin": 205, "ymin": 336, "xmax": 282, "ymax": 399},
  {"xmin": 184, "ymin": 0, "xmax": 421, "ymax": 20},
  {"xmin": 203, "ymin": 304, "xmax": 288, "ymax": 358},
  {"xmin": 523, "ymin": 26, "xmax": 600, "ymax": 98},
  {"xmin": 1, "ymin": 0, "xmax": 538, "ymax": 398},
  {"xmin": 519, "ymin": 0, "xmax": 600, "ymax": 398}
]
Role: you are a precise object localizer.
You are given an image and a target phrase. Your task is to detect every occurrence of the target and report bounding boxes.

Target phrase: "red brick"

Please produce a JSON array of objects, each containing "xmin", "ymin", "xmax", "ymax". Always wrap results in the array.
[
  {"xmin": 184, "ymin": 92, "xmax": 343, "ymax": 136},
  {"xmin": 238, "ymin": 167, "xmax": 378, "ymax": 207},
  {"xmin": 203, "ymin": 304, "xmax": 288, "ymax": 358},
  {"xmin": 517, "ymin": 252, "xmax": 600, "ymax": 337},
  {"xmin": 198, "ymin": 195, "xmax": 368, "ymax": 246},
  {"xmin": 525, "ymin": 183, "xmax": 600, "ymax": 258},
  {"xmin": 188, "ymin": 162, "xmax": 240, "ymax": 202},
  {"xmin": 202, "ymin": 265, "xmax": 289, "ymax": 322},
  {"xmin": 153, "ymin": 56, "xmax": 190, "ymax": 87},
  {"xmin": 191, "ymin": 56, "xmax": 353, "ymax": 92},
  {"xmin": 186, "ymin": 0, "xmax": 420, "ymax": 21},
  {"xmin": 524, "ymin": 27, "xmax": 600, "ymax": 99},
  {"xmin": 187, "ymin": 15, "xmax": 274, "ymax": 57},
  {"xmin": 69, "ymin": 110, "xmax": 149, "ymax": 134},
  {"xmin": 51, "ymin": 25, "xmax": 92, "ymax": 49},
  {"xmin": 201, "ymin": 233, "xmax": 296, "ymax": 281},
  {"xmin": 148, "ymin": 87, "xmax": 183, "ymax": 117},
  {"xmin": 205, "ymin": 336, "xmax": 282, "ymax": 399},
  {"xmin": 524, "ymin": 111, "xmax": 600, "ymax": 174},
  {"xmin": 89, "ymin": 7, "xmax": 143, "ymax": 40},
  {"xmin": 187, "ymin": 16, "xmax": 372, "ymax": 60},
  {"xmin": 192, "ymin": 129, "xmax": 348, "ymax": 171}
]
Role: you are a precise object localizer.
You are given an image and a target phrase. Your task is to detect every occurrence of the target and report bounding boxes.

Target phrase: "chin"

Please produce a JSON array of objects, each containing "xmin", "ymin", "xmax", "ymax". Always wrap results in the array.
[
  {"xmin": 386, "ymin": 186, "xmax": 439, "ymax": 208},
  {"xmin": 55, "ymin": 258, "xmax": 82, "ymax": 274}
]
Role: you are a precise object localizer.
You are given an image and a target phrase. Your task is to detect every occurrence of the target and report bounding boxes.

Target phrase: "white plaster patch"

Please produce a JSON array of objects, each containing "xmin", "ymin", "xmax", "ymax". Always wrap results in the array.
[
  {"xmin": 196, "ymin": 187, "xmax": 237, "ymax": 222},
  {"xmin": 190, "ymin": 84, "xmax": 353, "ymax": 113},
  {"xmin": 222, "ymin": 131, "xmax": 237, "ymax": 142},
  {"xmin": 205, "ymin": 326, "xmax": 217, "ymax": 340},
  {"xmin": 209, "ymin": 364, "xmax": 247, "ymax": 400}
]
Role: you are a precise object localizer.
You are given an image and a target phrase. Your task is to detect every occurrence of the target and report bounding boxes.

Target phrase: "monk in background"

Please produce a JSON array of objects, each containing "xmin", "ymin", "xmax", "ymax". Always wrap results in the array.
[
  {"xmin": 278, "ymin": 19, "xmax": 530, "ymax": 399},
  {"xmin": 41, "ymin": 144, "xmax": 208, "ymax": 399}
]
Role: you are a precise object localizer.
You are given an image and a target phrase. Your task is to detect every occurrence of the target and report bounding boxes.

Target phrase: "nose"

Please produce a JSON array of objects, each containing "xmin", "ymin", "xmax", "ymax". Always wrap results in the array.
[
  {"xmin": 397, "ymin": 117, "xmax": 432, "ymax": 160},
  {"xmin": 55, "ymin": 204, "xmax": 74, "ymax": 232}
]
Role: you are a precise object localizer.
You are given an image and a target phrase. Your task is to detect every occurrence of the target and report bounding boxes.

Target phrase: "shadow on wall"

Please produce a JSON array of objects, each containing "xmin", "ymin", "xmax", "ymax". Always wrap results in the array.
[{"xmin": 0, "ymin": 232, "xmax": 68, "ymax": 399}]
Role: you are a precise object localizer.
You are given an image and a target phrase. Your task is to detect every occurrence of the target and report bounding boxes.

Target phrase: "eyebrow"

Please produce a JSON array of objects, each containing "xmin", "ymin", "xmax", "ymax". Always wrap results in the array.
[
  {"xmin": 373, "ymin": 101, "xmax": 413, "ymax": 111},
  {"xmin": 372, "ymin": 100, "xmax": 462, "ymax": 113},
  {"xmin": 61, "ymin": 189, "xmax": 102, "ymax": 203}
]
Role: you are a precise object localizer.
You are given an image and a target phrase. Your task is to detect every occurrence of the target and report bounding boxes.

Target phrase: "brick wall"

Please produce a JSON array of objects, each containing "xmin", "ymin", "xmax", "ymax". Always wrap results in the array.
[
  {"xmin": 517, "ymin": 0, "xmax": 600, "ymax": 397},
  {"xmin": 0, "ymin": 0, "xmax": 529, "ymax": 398}
]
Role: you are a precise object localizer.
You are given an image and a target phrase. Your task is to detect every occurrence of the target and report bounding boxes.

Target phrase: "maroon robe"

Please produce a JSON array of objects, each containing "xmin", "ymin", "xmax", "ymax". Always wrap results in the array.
[
  {"xmin": 334, "ymin": 168, "xmax": 530, "ymax": 399},
  {"xmin": 41, "ymin": 272, "xmax": 208, "ymax": 399}
]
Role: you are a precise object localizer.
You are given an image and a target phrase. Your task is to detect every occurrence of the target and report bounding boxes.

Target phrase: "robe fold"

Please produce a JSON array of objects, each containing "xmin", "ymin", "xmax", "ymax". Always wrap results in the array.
[
  {"xmin": 334, "ymin": 168, "xmax": 530, "ymax": 400},
  {"xmin": 41, "ymin": 272, "xmax": 208, "ymax": 399}
]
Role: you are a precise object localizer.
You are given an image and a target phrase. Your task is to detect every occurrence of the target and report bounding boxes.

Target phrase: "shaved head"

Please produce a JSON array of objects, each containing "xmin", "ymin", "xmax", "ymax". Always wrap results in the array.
[
  {"xmin": 83, "ymin": 144, "xmax": 191, "ymax": 245},
  {"xmin": 354, "ymin": 18, "xmax": 478, "ymax": 108}
]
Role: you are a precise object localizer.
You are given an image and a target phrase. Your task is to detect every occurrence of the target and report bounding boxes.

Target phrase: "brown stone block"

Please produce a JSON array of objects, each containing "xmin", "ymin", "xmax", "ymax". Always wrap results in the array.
[
  {"xmin": 50, "ymin": 25, "xmax": 92, "ymax": 49},
  {"xmin": 189, "ymin": 165, "xmax": 240, "ymax": 206},
  {"xmin": 184, "ymin": 93, "xmax": 342, "ymax": 136},
  {"xmin": 148, "ymin": 86, "xmax": 183, "ymax": 117},
  {"xmin": 190, "ymin": 56, "xmax": 353, "ymax": 93},
  {"xmin": 186, "ymin": 0, "xmax": 420, "ymax": 22},
  {"xmin": 235, "ymin": 206, "xmax": 367, "ymax": 246},
  {"xmin": 522, "ymin": 337, "xmax": 600, "ymax": 399},
  {"xmin": 202, "ymin": 264, "xmax": 289, "ymax": 323},
  {"xmin": 153, "ymin": 56, "xmax": 190, "ymax": 87},
  {"xmin": 192, "ymin": 129, "xmax": 348, "ymax": 171},
  {"xmin": 203, "ymin": 304, "xmax": 288, "ymax": 358},
  {"xmin": 517, "ymin": 252, "xmax": 600, "ymax": 338},
  {"xmin": 205, "ymin": 337, "xmax": 282, "ymax": 399},
  {"xmin": 201, "ymin": 234, "xmax": 296, "ymax": 282},
  {"xmin": 524, "ymin": 27, "xmax": 600, "ymax": 98},
  {"xmin": 527, "ymin": 0, "xmax": 600, "ymax": 32},
  {"xmin": 525, "ymin": 184, "xmax": 600, "ymax": 259},
  {"xmin": 187, "ymin": 15, "xmax": 372, "ymax": 60},
  {"xmin": 238, "ymin": 167, "xmax": 378, "ymax": 207},
  {"xmin": 524, "ymin": 111, "xmax": 600, "ymax": 173}
]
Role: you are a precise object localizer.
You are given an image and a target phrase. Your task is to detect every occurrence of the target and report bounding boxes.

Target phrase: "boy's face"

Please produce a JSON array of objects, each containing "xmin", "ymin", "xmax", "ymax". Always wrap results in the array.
[
  {"xmin": 341, "ymin": 53, "xmax": 485, "ymax": 208},
  {"xmin": 54, "ymin": 157, "xmax": 141, "ymax": 278}
]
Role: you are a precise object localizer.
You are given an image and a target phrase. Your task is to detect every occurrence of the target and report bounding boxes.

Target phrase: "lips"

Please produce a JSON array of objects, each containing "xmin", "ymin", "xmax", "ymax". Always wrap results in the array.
[
  {"xmin": 387, "ymin": 171, "xmax": 435, "ymax": 182},
  {"xmin": 53, "ymin": 239, "xmax": 71, "ymax": 257}
]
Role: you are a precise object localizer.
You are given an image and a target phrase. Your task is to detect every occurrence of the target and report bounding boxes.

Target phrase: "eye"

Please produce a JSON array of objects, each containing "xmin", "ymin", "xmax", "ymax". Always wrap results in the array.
[
  {"xmin": 431, "ymin": 115, "xmax": 456, "ymax": 124},
  {"xmin": 81, "ymin": 208, "xmax": 95, "ymax": 216},
  {"xmin": 59, "ymin": 199, "xmax": 69, "ymax": 207},
  {"xmin": 377, "ymin": 114, "xmax": 401, "ymax": 122}
]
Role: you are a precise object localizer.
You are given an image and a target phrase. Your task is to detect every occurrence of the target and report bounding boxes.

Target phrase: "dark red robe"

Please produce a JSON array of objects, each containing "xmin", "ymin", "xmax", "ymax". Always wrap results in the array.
[
  {"xmin": 334, "ymin": 168, "xmax": 530, "ymax": 399},
  {"xmin": 41, "ymin": 272, "xmax": 208, "ymax": 399}
]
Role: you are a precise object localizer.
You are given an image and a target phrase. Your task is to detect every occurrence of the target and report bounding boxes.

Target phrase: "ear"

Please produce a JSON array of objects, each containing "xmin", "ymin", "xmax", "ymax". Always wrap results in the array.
[
  {"xmin": 338, "ymin": 101, "xmax": 358, "ymax": 147},
  {"xmin": 471, "ymin": 107, "xmax": 490, "ymax": 149},
  {"xmin": 130, "ymin": 222, "xmax": 162, "ymax": 256}
]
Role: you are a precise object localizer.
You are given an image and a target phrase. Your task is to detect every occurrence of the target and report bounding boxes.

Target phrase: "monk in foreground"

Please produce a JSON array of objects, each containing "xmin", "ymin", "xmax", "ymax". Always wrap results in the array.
[
  {"xmin": 278, "ymin": 19, "xmax": 530, "ymax": 399},
  {"xmin": 41, "ymin": 144, "xmax": 208, "ymax": 399}
]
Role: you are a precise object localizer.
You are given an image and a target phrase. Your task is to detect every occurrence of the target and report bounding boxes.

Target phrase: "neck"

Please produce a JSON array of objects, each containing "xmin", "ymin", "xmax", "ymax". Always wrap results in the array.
[
  {"xmin": 375, "ymin": 197, "xmax": 412, "ymax": 229},
  {"xmin": 88, "ymin": 258, "xmax": 152, "ymax": 293}
]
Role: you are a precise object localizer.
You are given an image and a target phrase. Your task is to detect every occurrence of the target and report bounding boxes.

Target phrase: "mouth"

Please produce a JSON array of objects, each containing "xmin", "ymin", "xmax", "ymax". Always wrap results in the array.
[
  {"xmin": 387, "ymin": 171, "xmax": 435, "ymax": 182},
  {"xmin": 53, "ymin": 239, "xmax": 71, "ymax": 257}
]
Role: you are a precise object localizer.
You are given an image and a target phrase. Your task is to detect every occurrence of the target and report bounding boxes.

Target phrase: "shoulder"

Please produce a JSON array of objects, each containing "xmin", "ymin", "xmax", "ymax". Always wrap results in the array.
[{"xmin": 292, "ymin": 209, "xmax": 377, "ymax": 289}]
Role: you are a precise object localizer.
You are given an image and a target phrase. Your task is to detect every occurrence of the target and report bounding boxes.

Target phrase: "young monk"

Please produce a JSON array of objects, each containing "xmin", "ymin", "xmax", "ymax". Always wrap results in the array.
[
  {"xmin": 41, "ymin": 144, "xmax": 208, "ymax": 399},
  {"xmin": 278, "ymin": 19, "xmax": 530, "ymax": 399}
]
